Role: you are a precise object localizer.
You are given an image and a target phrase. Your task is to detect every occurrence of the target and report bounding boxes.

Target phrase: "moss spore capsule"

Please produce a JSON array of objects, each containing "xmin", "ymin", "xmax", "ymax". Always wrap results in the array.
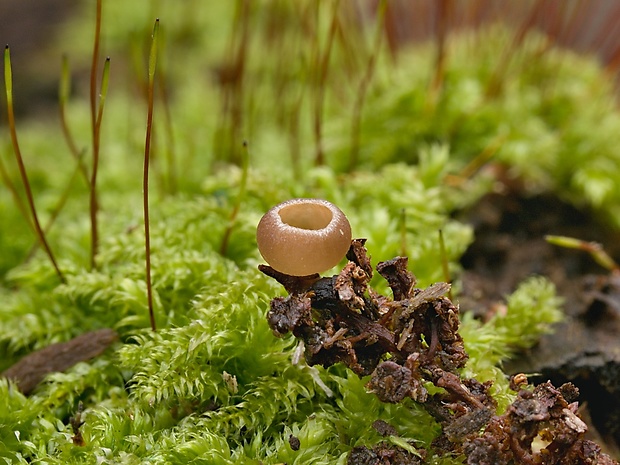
[{"xmin": 256, "ymin": 198, "xmax": 352, "ymax": 276}]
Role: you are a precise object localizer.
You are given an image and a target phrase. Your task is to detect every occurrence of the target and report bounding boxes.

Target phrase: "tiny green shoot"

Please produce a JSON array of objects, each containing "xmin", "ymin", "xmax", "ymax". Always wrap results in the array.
[{"xmin": 546, "ymin": 235, "xmax": 620, "ymax": 275}]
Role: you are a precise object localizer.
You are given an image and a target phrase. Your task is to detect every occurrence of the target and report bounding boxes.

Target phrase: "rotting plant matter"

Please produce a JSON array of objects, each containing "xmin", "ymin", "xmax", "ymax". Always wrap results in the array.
[{"xmin": 259, "ymin": 238, "xmax": 619, "ymax": 464}]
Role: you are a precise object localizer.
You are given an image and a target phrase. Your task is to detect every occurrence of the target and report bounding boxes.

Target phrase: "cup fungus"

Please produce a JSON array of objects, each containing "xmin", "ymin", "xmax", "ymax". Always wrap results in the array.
[{"xmin": 256, "ymin": 198, "xmax": 352, "ymax": 276}]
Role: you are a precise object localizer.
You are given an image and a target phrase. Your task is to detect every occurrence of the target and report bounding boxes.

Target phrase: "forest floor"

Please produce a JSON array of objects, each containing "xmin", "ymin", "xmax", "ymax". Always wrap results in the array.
[
  {"xmin": 3, "ymin": 1, "xmax": 619, "ymax": 460},
  {"xmin": 458, "ymin": 186, "xmax": 620, "ymax": 458}
]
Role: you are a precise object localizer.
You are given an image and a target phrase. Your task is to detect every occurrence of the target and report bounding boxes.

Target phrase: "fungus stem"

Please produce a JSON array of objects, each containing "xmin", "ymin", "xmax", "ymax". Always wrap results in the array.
[
  {"xmin": 144, "ymin": 19, "xmax": 160, "ymax": 332},
  {"xmin": 3, "ymin": 45, "xmax": 65, "ymax": 283}
]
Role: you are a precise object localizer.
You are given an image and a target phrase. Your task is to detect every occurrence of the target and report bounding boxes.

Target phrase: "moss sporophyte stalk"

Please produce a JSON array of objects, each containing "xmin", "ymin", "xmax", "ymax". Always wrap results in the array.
[{"xmin": 257, "ymin": 200, "xmax": 618, "ymax": 464}]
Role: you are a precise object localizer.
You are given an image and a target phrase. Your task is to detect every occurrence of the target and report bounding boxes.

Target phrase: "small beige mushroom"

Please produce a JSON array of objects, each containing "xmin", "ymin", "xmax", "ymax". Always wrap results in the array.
[{"xmin": 256, "ymin": 198, "xmax": 352, "ymax": 276}]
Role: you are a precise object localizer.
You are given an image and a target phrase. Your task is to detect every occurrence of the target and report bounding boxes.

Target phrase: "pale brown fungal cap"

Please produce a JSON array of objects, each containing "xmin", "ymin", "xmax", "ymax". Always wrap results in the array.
[{"xmin": 256, "ymin": 198, "xmax": 352, "ymax": 276}]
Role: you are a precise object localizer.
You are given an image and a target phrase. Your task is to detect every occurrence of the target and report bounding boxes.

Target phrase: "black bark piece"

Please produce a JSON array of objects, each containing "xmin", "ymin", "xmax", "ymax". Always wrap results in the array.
[{"xmin": 376, "ymin": 257, "xmax": 415, "ymax": 301}]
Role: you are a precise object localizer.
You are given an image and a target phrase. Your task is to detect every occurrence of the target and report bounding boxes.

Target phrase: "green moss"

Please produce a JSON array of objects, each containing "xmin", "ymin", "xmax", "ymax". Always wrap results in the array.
[
  {"xmin": 460, "ymin": 276, "xmax": 563, "ymax": 410},
  {"xmin": 1, "ymin": 1, "xmax": 619, "ymax": 462},
  {"xmin": 0, "ymin": 170, "xmax": 561, "ymax": 463}
]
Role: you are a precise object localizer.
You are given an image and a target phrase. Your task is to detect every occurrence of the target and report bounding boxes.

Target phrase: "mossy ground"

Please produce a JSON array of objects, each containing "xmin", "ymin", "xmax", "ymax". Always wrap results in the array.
[{"xmin": 1, "ymin": 2, "xmax": 618, "ymax": 463}]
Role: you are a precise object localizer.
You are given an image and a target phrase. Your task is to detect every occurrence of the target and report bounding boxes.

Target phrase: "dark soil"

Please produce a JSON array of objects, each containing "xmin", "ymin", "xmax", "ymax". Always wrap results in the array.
[{"xmin": 458, "ymin": 189, "xmax": 620, "ymax": 458}]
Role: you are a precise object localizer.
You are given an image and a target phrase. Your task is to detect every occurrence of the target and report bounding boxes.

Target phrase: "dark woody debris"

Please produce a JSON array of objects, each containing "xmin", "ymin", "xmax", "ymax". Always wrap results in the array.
[
  {"xmin": 347, "ymin": 442, "xmax": 426, "ymax": 465},
  {"xmin": 259, "ymin": 240, "xmax": 619, "ymax": 465},
  {"xmin": 1, "ymin": 328, "xmax": 118, "ymax": 395},
  {"xmin": 463, "ymin": 380, "xmax": 617, "ymax": 465},
  {"xmin": 372, "ymin": 419, "xmax": 398, "ymax": 437}
]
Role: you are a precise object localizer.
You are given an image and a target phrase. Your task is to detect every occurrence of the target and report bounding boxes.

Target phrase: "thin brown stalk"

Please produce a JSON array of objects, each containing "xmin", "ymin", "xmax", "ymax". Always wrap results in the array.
[
  {"xmin": 89, "ymin": 0, "xmax": 103, "ymax": 270},
  {"xmin": 288, "ymin": 89, "xmax": 305, "ymax": 181},
  {"xmin": 0, "ymin": 150, "xmax": 33, "ymax": 232},
  {"xmin": 157, "ymin": 68, "xmax": 177, "ymax": 195},
  {"xmin": 27, "ymin": 158, "xmax": 83, "ymax": 261},
  {"xmin": 312, "ymin": 0, "xmax": 340, "ymax": 167},
  {"xmin": 546, "ymin": 235, "xmax": 620, "ymax": 275},
  {"xmin": 561, "ymin": 0, "xmax": 588, "ymax": 45},
  {"xmin": 349, "ymin": 0, "xmax": 386, "ymax": 171},
  {"xmin": 59, "ymin": 54, "xmax": 90, "ymax": 186},
  {"xmin": 214, "ymin": 0, "xmax": 251, "ymax": 167},
  {"xmin": 144, "ymin": 19, "xmax": 160, "ymax": 332},
  {"xmin": 90, "ymin": 0, "xmax": 102, "ymax": 132},
  {"xmin": 485, "ymin": 0, "xmax": 545, "ymax": 98},
  {"xmin": 89, "ymin": 56, "xmax": 110, "ymax": 270},
  {"xmin": 4, "ymin": 45, "xmax": 65, "ymax": 283},
  {"xmin": 430, "ymin": 0, "xmax": 452, "ymax": 95},
  {"xmin": 229, "ymin": 0, "xmax": 251, "ymax": 166},
  {"xmin": 220, "ymin": 140, "xmax": 249, "ymax": 257},
  {"xmin": 446, "ymin": 133, "xmax": 507, "ymax": 186}
]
